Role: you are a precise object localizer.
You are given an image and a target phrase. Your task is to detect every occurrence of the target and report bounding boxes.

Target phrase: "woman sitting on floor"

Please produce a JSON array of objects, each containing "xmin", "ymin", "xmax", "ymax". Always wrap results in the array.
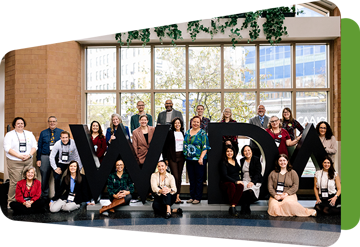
[
  {"xmin": 100, "ymin": 159, "xmax": 134, "ymax": 214},
  {"xmin": 267, "ymin": 154, "xmax": 316, "ymax": 217},
  {"xmin": 10, "ymin": 166, "xmax": 45, "ymax": 214},
  {"xmin": 150, "ymin": 160, "xmax": 182, "ymax": 219}
]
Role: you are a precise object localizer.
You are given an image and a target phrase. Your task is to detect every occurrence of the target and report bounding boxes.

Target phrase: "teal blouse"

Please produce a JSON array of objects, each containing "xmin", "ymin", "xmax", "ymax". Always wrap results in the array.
[{"xmin": 183, "ymin": 129, "xmax": 211, "ymax": 160}]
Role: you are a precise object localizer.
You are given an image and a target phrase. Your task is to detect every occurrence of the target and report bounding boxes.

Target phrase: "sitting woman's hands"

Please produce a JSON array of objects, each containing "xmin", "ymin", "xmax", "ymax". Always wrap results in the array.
[
  {"xmin": 247, "ymin": 182, "xmax": 254, "ymax": 188},
  {"xmin": 279, "ymin": 193, "xmax": 288, "ymax": 200},
  {"xmin": 236, "ymin": 181, "xmax": 244, "ymax": 185},
  {"xmin": 160, "ymin": 187, "xmax": 171, "ymax": 195},
  {"xmin": 274, "ymin": 195, "xmax": 282, "ymax": 201},
  {"xmin": 23, "ymin": 201, "xmax": 32, "ymax": 208},
  {"xmin": 328, "ymin": 196, "xmax": 337, "ymax": 206}
]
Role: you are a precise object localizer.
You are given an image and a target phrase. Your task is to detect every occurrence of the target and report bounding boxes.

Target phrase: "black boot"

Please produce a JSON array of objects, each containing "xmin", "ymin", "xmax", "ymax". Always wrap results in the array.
[
  {"xmin": 240, "ymin": 204, "xmax": 251, "ymax": 215},
  {"xmin": 229, "ymin": 206, "xmax": 238, "ymax": 216}
]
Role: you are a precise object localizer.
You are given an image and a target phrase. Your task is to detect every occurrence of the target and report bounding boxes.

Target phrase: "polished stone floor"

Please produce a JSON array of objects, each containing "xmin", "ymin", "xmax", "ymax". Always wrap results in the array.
[{"xmin": 1, "ymin": 202, "xmax": 341, "ymax": 246}]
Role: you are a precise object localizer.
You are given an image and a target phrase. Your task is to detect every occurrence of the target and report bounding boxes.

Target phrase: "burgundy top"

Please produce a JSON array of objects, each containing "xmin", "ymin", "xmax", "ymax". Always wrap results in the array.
[
  {"xmin": 92, "ymin": 135, "xmax": 107, "ymax": 163},
  {"xmin": 15, "ymin": 179, "xmax": 41, "ymax": 203},
  {"xmin": 266, "ymin": 128, "xmax": 290, "ymax": 156},
  {"xmin": 220, "ymin": 119, "xmax": 238, "ymax": 144}
]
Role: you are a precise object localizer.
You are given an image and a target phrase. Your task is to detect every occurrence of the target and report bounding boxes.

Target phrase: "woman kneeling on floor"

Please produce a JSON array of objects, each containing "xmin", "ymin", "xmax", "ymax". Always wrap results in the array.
[
  {"xmin": 151, "ymin": 160, "xmax": 182, "ymax": 219},
  {"xmin": 267, "ymin": 154, "xmax": 316, "ymax": 217},
  {"xmin": 100, "ymin": 159, "xmax": 134, "ymax": 214},
  {"xmin": 50, "ymin": 161, "xmax": 93, "ymax": 213},
  {"xmin": 10, "ymin": 166, "xmax": 45, "ymax": 214}
]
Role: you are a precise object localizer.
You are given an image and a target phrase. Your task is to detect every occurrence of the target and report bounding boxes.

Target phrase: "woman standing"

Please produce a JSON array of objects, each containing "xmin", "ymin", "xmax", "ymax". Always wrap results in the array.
[
  {"xmin": 50, "ymin": 161, "xmax": 93, "ymax": 213},
  {"xmin": 3, "ymin": 117, "xmax": 37, "ymax": 206},
  {"xmin": 100, "ymin": 159, "xmax": 134, "ymax": 214},
  {"xmin": 163, "ymin": 117, "xmax": 185, "ymax": 204},
  {"xmin": 282, "ymin": 108, "xmax": 304, "ymax": 141},
  {"xmin": 316, "ymin": 121, "xmax": 337, "ymax": 162},
  {"xmin": 90, "ymin": 120, "xmax": 107, "ymax": 164},
  {"xmin": 314, "ymin": 156, "xmax": 341, "ymax": 215},
  {"xmin": 150, "ymin": 161, "xmax": 182, "ymax": 219},
  {"xmin": 184, "ymin": 116, "xmax": 211, "ymax": 204},
  {"xmin": 266, "ymin": 116, "xmax": 301, "ymax": 156},
  {"xmin": 105, "ymin": 113, "xmax": 130, "ymax": 145},
  {"xmin": 132, "ymin": 114, "xmax": 156, "ymax": 167},
  {"xmin": 10, "ymin": 167, "xmax": 45, "ymax": 214},
  {"xmin": 267, "ymin": 154, "xmax": 316, "ymax": 217},
  {"xmin": 220, "ymin": 145, "xmax": 244, "ymax": 216},
  {"xmin": 239, "ymin": 145, "xmax": 263, "ymax": 214},
  {"xmin": 190, "ymin": 105, "xmax": 210, "ymax": 133},
  {"xmin": 220, "ymin": 107, "xmax": 238, "ymax": 145}
]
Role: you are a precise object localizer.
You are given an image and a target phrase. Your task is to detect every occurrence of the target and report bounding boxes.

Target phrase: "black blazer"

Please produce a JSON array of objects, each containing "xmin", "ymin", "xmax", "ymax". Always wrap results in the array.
[
  {"xmin": 52, "ymin": 174, "xmax": 91, "ymax": 204},
  {"xmin": 163, "ymin": 130, "xmax": 185, "ymax": 162},
  {"xmin": 239, "ymin": 156, "xmax": 263, "ymax": 184}
]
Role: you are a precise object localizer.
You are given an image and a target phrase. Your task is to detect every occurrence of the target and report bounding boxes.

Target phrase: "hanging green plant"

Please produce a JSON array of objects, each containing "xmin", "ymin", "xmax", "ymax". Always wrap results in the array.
[
  {"xmin": 151, "ymin": 3, "xmax": 204, "ymax": 45},
  {"xmin": 207, "ymin": 4, "xmax": 260, "ymax": 47},
  {"xmin": 111, "ymin": 4, "xmax": 151, "ymax": 46},
  {"xmin": 261, "ymin": 1, "xmax": 304, "ymax": 45}
]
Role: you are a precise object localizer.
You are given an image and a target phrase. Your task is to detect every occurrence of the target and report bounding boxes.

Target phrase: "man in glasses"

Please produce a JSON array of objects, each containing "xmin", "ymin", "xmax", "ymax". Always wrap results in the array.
[
  {"xmin": 156, "ymin": 99, "xmax": 184, "ymax": 125},
  {"xmin": 130, "ymin": 101, "xmax": 153, "ymax": 133},
  {"xmin": 248, "ymin": 105, "xmax": 270, "ymax": 158}
]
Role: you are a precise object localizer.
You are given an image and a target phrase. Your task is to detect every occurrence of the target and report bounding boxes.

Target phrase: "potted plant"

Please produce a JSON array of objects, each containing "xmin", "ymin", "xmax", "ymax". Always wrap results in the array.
[
  {"xmin": 152, "ymin": 3, "xmax": 204, "ymax": 45},
  {"xmin": 111, "ymin": 4, "xmax": 151, "ymax": 46},
  {"xmin": 261, "ymin": 0, "xmax": 303, "ymax": 45},
  {"xmin": 207, "ymin": 4, "xmax": 260, "ymax": 47}
]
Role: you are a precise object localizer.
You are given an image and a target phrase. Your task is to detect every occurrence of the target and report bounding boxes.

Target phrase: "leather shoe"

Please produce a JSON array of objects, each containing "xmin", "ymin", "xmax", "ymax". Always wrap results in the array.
[
  {"xmin": 229, "ymin": 207, "xmax": 238, "ymax": 216},
  {"xmin": 165, "ymin": 212, "xmax": 171, "ymax": 219},
  {"xmin": 176, "ymin": 208, "xmax": 183, "ymax": 215}
]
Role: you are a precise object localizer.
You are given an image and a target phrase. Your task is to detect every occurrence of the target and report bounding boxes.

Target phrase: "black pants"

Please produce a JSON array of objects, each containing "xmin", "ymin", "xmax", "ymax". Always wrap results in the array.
[
  {"xmin": 10, "ymin": 199, "xmax": 45, "ymax": 214},
  {"xmin": 315, "ymin": 194, "xmax": 341, "ymax": 215},
  {"xmin": 53, "ymin": 163, "xmax": 67, "ymax": 195},
  {"xmin": 238, "ymin": 189, "xmax": 258, "ymax": 206},
  {"xmin": 152, "ymin": 193, "xmax": 176, "ymax": 214}
]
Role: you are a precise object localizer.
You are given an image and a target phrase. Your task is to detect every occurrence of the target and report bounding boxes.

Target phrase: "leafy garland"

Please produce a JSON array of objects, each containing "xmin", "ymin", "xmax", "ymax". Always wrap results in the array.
[{"xmin": 115, "ymin": 6, "xmax": 303, "ymax": 47}]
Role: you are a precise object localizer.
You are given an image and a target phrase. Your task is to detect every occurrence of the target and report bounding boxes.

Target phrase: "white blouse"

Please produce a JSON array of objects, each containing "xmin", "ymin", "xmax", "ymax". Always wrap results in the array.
[
  {"xmin": 174, "ymin": 131, "xmax": 184, "ymax": 152},
  {"xmin": 315, "ymin": 170, "xmax": 338, "ymax": 195},
  {"xmin": 3, "ymin": 130, "xmax": 37, "ymax": 161}
]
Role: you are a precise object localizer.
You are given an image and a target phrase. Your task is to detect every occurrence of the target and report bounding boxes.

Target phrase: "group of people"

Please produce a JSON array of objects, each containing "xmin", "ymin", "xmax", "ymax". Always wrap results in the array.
[{"xmin": 3, "ymin": 100, "xmax": 340, "ymax": 218}]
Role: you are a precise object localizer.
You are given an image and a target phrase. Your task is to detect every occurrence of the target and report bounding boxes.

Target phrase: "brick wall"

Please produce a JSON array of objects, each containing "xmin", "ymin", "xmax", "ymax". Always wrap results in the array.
[
  {"xmin": 4, "ymin": 41, "xmax": 81, "ymax": 140},
  {"xmin": 333, "ymin": 7, "xmax": 341, "ymax": 141}
]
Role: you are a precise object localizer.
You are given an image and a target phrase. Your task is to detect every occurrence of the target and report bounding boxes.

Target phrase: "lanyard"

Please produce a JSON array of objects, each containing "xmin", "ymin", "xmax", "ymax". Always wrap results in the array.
[
  {"xmin": 320, "ymin": 171, "xmax": 330, "ymax": 190},
  {"xmin": 15, "ymin": 131, "xmax": 26, "ymax": 143},
  {"xmin": 25, "ymin": 180, "xmax": 34, "ymax": 197},
  {"xmin": 277, "ymin": 172, "xmax": 287, "ymax": 185}
]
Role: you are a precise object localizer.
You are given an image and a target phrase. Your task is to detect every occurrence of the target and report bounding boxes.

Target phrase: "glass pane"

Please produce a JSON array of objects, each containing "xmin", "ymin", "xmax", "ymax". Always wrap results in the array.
[
  {"xmin": 87, "ymin": 93, "xmax": 116, "ymax": 130},
  {"xmin": 120, "ymin": 0, "xmax": 151, "ymax": 10},
  {"xmin": 189, "ymin": 47, "xmax": 221, "ymax": 89},
  {"xmin": 154, "ymin": 93, "xmax": 186, "ymax": 125},
  {"xmin": 260, "ymin": 45, "xmax": 291, "ymax": 88},
  {"xmin": 121, "ymin": 47, "xmax": 151, "ymax": 90},
  {"xmin": 155, "ymin": 47, "xmax": 185, "ymax": 89},
  {"xmin": 224, "ymin": 46, "xmax": 256, "ymax": 89},
  {"xmin": 260, "ymin": 92, "xmax": 292, "ymax": 118},
  {"xmin": 189, "ymin": 93, "xmax": 221, "ymax": 123},
  {"xmin": 295, "ymin": 91, "xmax": 327, "ymax": 126},
  {"xmin": 296, "ymin": 4, "xmax": 328, "ymax": 17},
  {"xmin": 86, "ymin": 47, "xmax": 116, "ymax": 90},
  {"xmin": 120, "ymin": 93, "xmax": 151, "ymax": 128},
  {"xmin": 86, "ymin": 4, "xmax": 116, "ymax": 21},
  {"xmin": 154, "ymin": 0, "xmax": 186, "ymax": 13},
  {"xmin": 224, "ymin": 92, "xmax": 257, "ymax": 122},
  {"xmin": 189, "ymin": 0, "xmax": 221, "ymax": 19},
  {"xmin": 224, "ymin": 0, "xmax": 257, "ymax": 8},
  {"xmin": 260, "ymin": 0, "xmax": 286, "ymax": 8},
  {"xmin": 296, "ymin": 45, "xmax": 327, "ymax": 88}
]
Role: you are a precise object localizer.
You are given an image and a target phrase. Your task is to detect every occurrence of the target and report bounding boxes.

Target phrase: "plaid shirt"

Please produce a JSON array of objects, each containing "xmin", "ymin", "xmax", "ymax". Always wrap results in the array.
[{"xmin": 107, "ymin": 170, "xmax": 134, "ymax": 199}]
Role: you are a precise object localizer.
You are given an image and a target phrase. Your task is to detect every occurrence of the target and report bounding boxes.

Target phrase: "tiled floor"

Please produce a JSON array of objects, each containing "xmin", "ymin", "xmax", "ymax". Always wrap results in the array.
[{"xmin": 1, "ymin": 200, "xmax": 341, "ymax": 246}]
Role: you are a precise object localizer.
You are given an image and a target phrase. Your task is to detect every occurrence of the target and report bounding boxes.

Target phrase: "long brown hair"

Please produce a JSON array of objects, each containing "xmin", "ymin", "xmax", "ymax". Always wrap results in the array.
[
  {"xmin": 64, "ymin": 161, "xmax": 82, "ymax": 185},
  {"xmin": 274, "ymin": 154, "xmax": 293, "ymax": 172},
  {"xmin": 282, "ymin": 107, "xmax": 294, "ymax": 123},
  {"xmin": 322, "ymin": 156, "xmax": 335, "ymax": 180},
  {"xmin": 90, "ymin": 120, "xmax": 104, "ymax": 139}
]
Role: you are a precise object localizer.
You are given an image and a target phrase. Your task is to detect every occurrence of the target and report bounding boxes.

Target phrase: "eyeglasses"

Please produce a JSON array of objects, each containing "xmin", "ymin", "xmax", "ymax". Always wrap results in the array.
[
  {"xmin": 270, "ymin": 119, "xmax": 279, "ymax": 123},
  {"xmin": 224, "ymin": 111, "xmax": 231, "ymax": 113}
]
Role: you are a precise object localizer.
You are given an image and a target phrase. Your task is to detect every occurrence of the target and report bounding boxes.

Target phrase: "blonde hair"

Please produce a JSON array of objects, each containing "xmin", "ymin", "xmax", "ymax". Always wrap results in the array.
[
  {"xmin": 110, "ymin": 113, "xmax": 123, "ymax": 134},
  {"xmin": 220, "ymin": 107, "xmax": 234, "ymax": 122}
]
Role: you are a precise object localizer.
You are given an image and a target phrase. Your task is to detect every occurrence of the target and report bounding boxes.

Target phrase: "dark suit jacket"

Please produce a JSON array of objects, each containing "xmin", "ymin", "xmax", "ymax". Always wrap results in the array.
[
  {"xmin": 239, "ymin": 156, "xmax": 263, "ymax": 184},
  {"xmin": 156, "ymin": 109, "xmax": 184, "ymax": 125},
  {"xmin": 132, "ymin": 126, "xmax": 155, "ymax": 164},
  {"xmin": 52, "ymin": 174, "xmax": 91, "ymax": 204},
  {"xmin": 163, "ymin": 130, "xmax": 185, "ymax": 162}
]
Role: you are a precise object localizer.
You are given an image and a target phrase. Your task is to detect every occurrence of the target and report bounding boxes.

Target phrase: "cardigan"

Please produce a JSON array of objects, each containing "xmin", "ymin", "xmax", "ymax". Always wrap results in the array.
[
  {"xmin": 319, "ymin": 135, "xmax": 337, "ymax": 161},
  {"xmin": 163, "ymin": 130, "xmax": 185, "ymax": 162},
  {"xmin": 91, "ymin": 135, "xmax": 107, "ymax": 163},
  {"xmin": 132, "ymin": 126, "xmax": 155, "ymax": 164},
  {"xmin": 15, "ymin": 179, "xmax": 41, "ymax": 204},
  {"xmin": 220, "ymin": 160, "xmax": 242, "ymax": 183},
  {"xmin": 52, "ymin": 174, "xmax": 91, "ymax": 204},
  {"xmin": 150, "ymin": 172, "xmax": 177, "ymax": 196},
  {"xmin": 268, "ymin": 170, "xmax": 299, "ymax": 198},
  {"xmin": 239, "ymin": 156, "xmax": 263, "ymax": 184}
]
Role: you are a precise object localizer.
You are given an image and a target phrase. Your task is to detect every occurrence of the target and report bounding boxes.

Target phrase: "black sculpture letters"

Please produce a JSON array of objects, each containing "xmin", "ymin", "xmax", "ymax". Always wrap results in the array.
[{"xmin": 71, "ymin": 123, "xmax": 327, "ymax": 204}]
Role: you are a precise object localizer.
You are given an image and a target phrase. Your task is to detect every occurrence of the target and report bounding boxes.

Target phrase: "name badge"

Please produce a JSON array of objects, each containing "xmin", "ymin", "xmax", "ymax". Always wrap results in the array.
[
  {"xmin": 19, "ymin": 142, "xmax": 27, "ymax": 153},
  {"xmin": 321, "ymin": 188, "xmax": 329, "ymax": 198},
  {"xmin": 276, "ymin": 182, "xmax": 284, "ymax": 194},
  {"xmin": 275, "ymin": 139, "xmax": 281, "ymax": 147},
  {"xmin": 24, "ymin": 197, "xmax": 31, "ymax": 201},
  {"xmin": 94, "ymin": 145, "xmax": 98, "ymax": 152},
  {"xmin": 67, "ymin": 192, "xmax": 75, "ymax": 202},
  {"xmin": 62, "ymin": 152, "xmax": 69, "ymax": 162}
]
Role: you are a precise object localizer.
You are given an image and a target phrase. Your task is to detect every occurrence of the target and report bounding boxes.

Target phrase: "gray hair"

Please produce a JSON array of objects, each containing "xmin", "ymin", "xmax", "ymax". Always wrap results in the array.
[{"xmin": 22, "ymin": 166, "xmax": 37, "ymax": 180}]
